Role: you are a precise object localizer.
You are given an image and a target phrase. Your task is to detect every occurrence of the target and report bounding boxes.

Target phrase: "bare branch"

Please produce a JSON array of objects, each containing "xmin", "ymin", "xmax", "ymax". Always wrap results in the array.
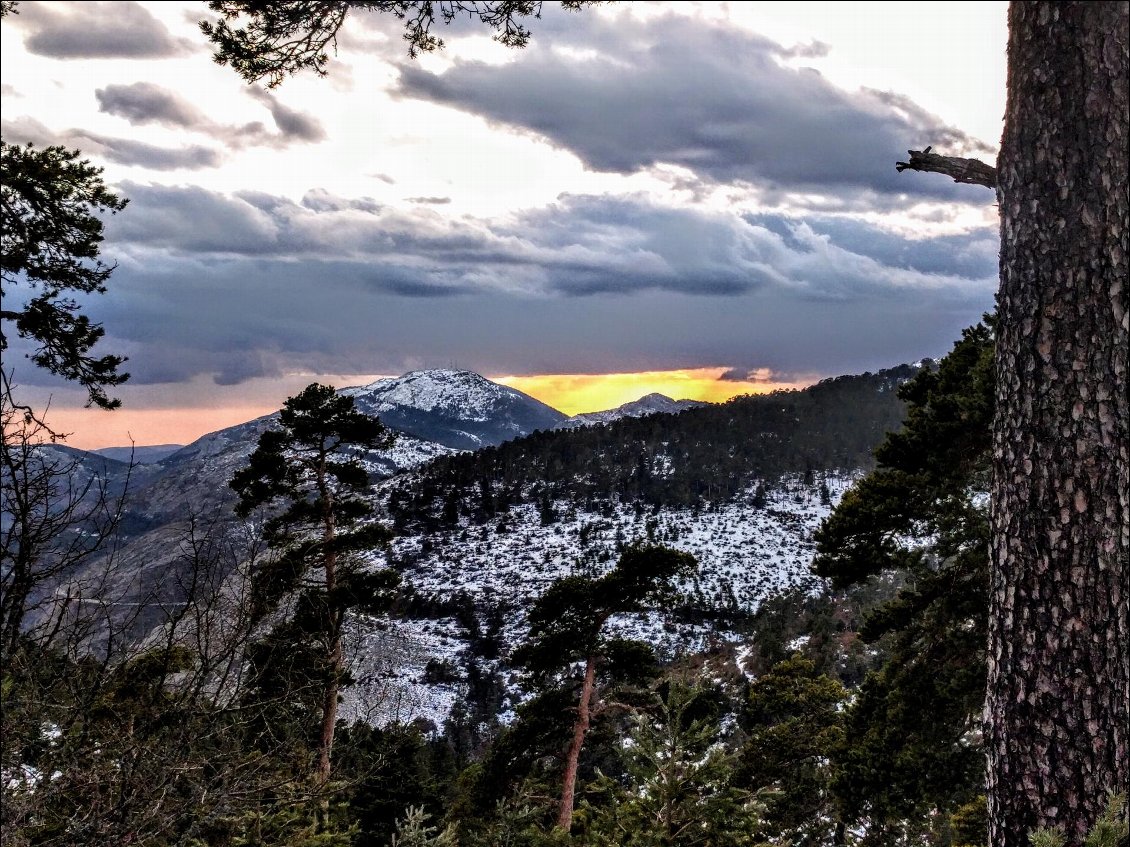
[{"xmin": 895, "ymin": 146, "xmax": 997, "ymax": 190}]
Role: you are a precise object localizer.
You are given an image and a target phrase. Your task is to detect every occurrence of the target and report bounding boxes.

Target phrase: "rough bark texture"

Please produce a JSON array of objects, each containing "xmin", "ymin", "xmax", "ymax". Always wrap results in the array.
[
  {"xmin": 557, "ymin": 654, "xmax": 596, "ymax": 832},
  {"xmin": 988, "ymin": 3, "xmax": 1129, "ymax": 845},
  {"xmin": 895, "ymin": 148, "xmax": 998, "ymax": 188}
]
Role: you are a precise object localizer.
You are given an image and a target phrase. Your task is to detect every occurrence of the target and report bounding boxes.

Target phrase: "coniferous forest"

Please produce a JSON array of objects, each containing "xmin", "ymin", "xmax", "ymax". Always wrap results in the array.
[{"xmin": 2, "ymin": 2, "xmax": 1127, "ymax": 846}]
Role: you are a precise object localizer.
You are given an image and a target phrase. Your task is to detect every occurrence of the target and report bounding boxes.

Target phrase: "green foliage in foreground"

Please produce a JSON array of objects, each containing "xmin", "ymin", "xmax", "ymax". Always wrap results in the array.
[
  {"xmin": 815, "ymin": 320, "xmax": 995, "ymax": 833},
  {"xmin": 231, "ymin": 383, "xmax": 400, "ymax": 788},
  {"xmin": 579, "ymin": 682, "xmax": 767, "ymax": 847},
  {"xmin": 1029, "ymin": 794, "xmax": 1129, "ymax": 847}
]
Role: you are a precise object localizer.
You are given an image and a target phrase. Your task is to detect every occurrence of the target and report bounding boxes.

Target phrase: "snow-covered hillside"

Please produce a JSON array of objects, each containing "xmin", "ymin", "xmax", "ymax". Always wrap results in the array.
[
  {"xmin": 341, "ymin": 471, "xmax": 855, "ymax": 726},
  {"xmin": 40, "ymin": 367, "xmax": 904, "ymax": 731}
]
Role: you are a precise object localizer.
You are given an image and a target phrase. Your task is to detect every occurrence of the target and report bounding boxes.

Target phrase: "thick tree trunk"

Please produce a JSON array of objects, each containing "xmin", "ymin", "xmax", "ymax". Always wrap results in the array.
[
  {"xmin": 988, "ymin": 3, "xmax": 1129, "ymax": 845},
  {"xmin": 557, "ymin": 654, "xmax": 596, "ymax": 832}
]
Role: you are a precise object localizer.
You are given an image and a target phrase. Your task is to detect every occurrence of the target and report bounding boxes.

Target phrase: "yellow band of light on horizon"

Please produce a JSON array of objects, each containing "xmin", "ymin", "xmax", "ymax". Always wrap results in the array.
[{"xmin": 495, "ymin": 367, "xmax": 811, "ymax": 417}]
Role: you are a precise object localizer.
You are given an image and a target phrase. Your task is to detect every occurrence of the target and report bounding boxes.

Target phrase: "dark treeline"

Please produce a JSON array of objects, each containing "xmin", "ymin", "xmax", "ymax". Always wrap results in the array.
[{"xmin": 388, "ymin": 366, "xmax": 917, "ymax": 532}]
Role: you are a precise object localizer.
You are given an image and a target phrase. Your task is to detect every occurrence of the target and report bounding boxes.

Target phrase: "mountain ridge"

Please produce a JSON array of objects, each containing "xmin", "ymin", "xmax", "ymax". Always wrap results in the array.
[
  {"xmin": 91, "ymin": 444, "xmax": 184, "ymax": 464},
  {"xmin": 341, "ymin": 368, "xmax": 566, "ymax": 450},
  {"xmin": 556, "ymin": 392, "xmax": 706, "ymax": 430}
]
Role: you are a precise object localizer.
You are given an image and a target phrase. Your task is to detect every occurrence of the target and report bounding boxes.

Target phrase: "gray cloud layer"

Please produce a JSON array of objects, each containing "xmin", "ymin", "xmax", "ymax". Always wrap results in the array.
[
  {"xmin": 96, "ymin": 82, "xmax": 326, "ymax": 150},
  {"xmin": 96, "ymin": 82, "xmax": 205, "ymax": 128},
  {"xmin": 12, "ymin": 181, "xmax": 993, "ymax": 388},
  {"xmin": 73, "ymin": 258, "xmax": 993, "ymax": 388},
  {"xmin": 106, "ymin": 183, "xmax": 996, "ymax": 301},
  {"xmin": 246, "ymin": 88, "xmax": 326, "ymax": 143},
  {"xmin": 395, "ymin": 10, "xmax": 990, "ymax": 208},
  {"xmin": 15, "ymin": 1, "xmax": 194, "ymax": 59},
  {"xmin": 1, "ymin": 84, "xmax": 326, "ymax": 173},
  {"xmin": 1, "ymin": 115, "xmax": 222, "ymax": 171}
]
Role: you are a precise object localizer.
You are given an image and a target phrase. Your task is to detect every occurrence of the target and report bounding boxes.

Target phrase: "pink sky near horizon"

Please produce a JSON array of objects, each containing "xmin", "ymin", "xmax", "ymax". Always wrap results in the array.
[{"xmin": 37, "ymin": 367, "xmax": 814, "ymax": 450}]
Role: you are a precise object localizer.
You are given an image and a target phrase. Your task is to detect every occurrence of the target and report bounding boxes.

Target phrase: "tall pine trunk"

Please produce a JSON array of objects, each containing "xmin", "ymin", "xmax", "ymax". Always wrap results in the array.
[
  {"xmin": 988, "ymin": 3, "xmax": 1129, "ymax": 844},
  {"xmin": 557, "ymin": 654, "xmax": 596, "ymax": 832}
]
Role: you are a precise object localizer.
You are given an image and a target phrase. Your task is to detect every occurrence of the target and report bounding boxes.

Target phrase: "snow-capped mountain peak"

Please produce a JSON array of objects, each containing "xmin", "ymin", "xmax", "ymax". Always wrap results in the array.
[
  {"xmin": 345, "ymin": 369, "xmax": 524, "ymax": 419},
  {"xmin": 556, "ymin": 393, "xmax": 706, "ymax": 430},
  {"xmin": 342, "ymin": 369, "xmax": 566, "ymax": 450}
]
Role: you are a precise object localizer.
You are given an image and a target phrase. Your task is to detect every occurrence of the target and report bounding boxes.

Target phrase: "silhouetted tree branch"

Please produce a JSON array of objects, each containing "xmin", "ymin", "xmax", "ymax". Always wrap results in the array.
[
  {"xmin": 202, "ymin": 0, "xmax": 598, "ymax": 87},
  {"xmin": 895, "ymin": 146, "xmax": 997, "ymax": 189}
]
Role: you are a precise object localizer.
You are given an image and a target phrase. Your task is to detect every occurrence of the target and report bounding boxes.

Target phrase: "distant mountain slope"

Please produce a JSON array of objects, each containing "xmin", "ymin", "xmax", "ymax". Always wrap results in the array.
[
  {"xmin": 341, "ymin": 369, "xmax": 566, "ymax": 449},
  {"xmin": 92, "ymin": 444, "xmax": 183, "ymax": 464},
  {"xmin": 555, "ymin": 393, "xmax": 705, "ymax": 430},
  {"xmin": 346, "ymin": 368, "xmax": 917, "ymax": 724},
  {"xmin": 25, "ymin": 370, "xmax": 561, "ymax": 625},
  {"xmin": 40, "ymin": 370, "xmax": 563, "ymax": 543},
  {"xmin": 345, "ymin": 469, "xmax": 856, "ymax": 726}
]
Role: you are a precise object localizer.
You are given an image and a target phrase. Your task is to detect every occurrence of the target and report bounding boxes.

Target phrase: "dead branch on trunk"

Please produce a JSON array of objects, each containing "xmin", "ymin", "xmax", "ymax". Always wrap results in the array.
[{"xmin": 895, "ymin": 146, "xmax": 997, "ymax": 189}]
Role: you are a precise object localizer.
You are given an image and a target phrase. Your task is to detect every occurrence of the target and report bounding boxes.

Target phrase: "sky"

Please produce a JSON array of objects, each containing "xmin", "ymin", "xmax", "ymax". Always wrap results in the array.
[{"xmin": 0, "ymin": 1, "xmax": 1008, "ymax": 448}]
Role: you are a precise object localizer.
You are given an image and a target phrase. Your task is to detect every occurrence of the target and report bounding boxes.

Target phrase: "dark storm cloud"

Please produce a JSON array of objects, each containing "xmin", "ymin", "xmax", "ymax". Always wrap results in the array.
[
  {"xmin": 15, "ymin": 1, "xmax": 194, "ymax": 59},
  {"xmin": 76, "ymin": 183, "xmax": 997, "ymax": 388},
  {"xmin": 719, "ymin": 367, "xmax": 749, "ymax": 382},
  {"xmin": 0, "ymin": 116, "xmax": 222, "ymax": 171},
  {"xmin": 111, "ymin": 183, "xmax": 280, "ymax": 253},
  {"xmin": 106, "ymin": 184, "xmax": 996, "ymax": 303},
  {"xmin": 395, "ymin": 10, "xmax": 990, "ymax": 207},
  {"xmin": 717, "ymin": 366, "xmax": 806, "ymax": 384},
  {"xmin": 20, "ymin": 161, "xmax": 996, "ymax": 389},
  {"xmin": 73, "ymin": 251, "xmax": 994, "ymax": 391}
]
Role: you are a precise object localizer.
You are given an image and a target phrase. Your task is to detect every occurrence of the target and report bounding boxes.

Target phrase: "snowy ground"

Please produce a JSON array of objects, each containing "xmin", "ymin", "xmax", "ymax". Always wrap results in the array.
[{"xmin": 341, "ymin": 472, "xmax": 858, "ymax": 726}]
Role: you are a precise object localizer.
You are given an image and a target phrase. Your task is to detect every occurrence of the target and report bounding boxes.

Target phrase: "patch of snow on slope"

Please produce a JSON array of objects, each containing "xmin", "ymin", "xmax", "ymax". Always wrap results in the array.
[
  {"xmin": 342, "ymin": 615, "xmax": 466, "ymax": 727},
  {"xmin": 360, "ymin": 434, "xmax": 460, "ymax": 477}
]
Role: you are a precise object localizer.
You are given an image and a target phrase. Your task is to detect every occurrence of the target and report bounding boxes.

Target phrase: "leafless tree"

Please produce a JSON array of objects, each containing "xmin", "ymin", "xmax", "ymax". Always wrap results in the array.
[{"xmin": 0, "ymin": 392, "xmax": 324, "ymax": 846}]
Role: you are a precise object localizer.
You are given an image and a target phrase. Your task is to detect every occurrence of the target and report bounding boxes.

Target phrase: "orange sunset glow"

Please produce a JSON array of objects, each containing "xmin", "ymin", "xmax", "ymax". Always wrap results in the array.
[
  {"xmin": 496, "ymin": 367, "xmax": 813, "ymax": 416},
  {"xmin": 43, "ymin": 368, "xmax": 815, "ymax": 451},
  {"xmin": 32, "ymin": 406, "xmax": 279, "ymax": 452}
]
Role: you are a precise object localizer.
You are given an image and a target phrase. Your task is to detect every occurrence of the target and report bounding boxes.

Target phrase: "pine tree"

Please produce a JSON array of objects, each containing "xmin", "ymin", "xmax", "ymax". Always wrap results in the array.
[
  {"xmin": 583, "ymin": 682, "xmax": 763, "ymax": 847},
  {"xmin": 895, "ymin": 4, "xmax": 1128, "ymax": 836},
  {"xmin": 1, "ymin": 141, "xmax": 129, "ymax": 413},
  {"xmin": 813, "ymin": 322, "xmax": 993, "ymax": 830},
  {"xmin": 987, "ymin": 6, "xmax": 1128, "ymax": 840},
  {"xmin": 231, "ymin": 383, "xmax": 400, "ymax": 788},
  {"xmin": 736, "ymin": 654, "xmax": 846, "ymax": 845},
  {"xmin": 511, "ymin": 543, "xmax": 697, "ymax": 833}
]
